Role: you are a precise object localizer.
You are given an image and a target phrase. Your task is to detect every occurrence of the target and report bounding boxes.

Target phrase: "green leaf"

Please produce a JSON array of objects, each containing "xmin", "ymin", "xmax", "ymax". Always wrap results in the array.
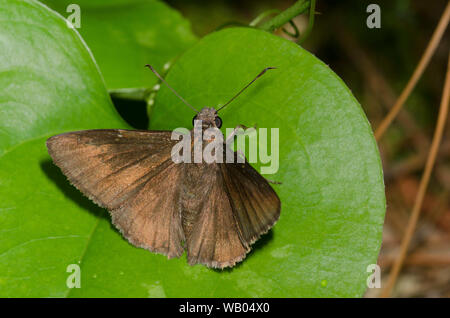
[
  {"xmin": 41, "ymin": 0, "xmax": 197, "ymax": 90},
  {"xmin": 148, "ymin": 27, "xmax": 386, "ymax": 297},
  {"xmin": 0, "ymin": 0, "xmax": 127, "ymax": 155},
  {"xmin": 0, "ymin": 0, "xmax": 385, "ymax": 297},
  {"xmin": 0, "ymin": 0, "xmax": 128, "ymax": 296}
]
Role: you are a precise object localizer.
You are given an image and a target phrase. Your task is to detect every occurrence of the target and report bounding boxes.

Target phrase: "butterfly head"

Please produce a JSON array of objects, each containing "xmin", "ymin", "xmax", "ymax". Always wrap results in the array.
[{"xmin": 192, "ymin": 107, "xmax": 222, "ymax": 129}]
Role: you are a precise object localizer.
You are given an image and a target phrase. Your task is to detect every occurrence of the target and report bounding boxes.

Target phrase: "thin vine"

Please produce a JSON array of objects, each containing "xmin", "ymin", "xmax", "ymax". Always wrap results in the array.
[{"xmin": 258, "ymin": 0, "xmax": 311, "ymax": 33}]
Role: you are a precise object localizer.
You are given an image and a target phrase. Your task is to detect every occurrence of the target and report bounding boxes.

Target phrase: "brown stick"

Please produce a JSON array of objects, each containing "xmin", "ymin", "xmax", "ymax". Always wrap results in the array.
[
  {"xmin": 374, "ymin": 1, "xmax": 450, "ymax": 141},
  {"xmin": 380, "ymin": 51, "xmax": 450, "ymax": 297}
]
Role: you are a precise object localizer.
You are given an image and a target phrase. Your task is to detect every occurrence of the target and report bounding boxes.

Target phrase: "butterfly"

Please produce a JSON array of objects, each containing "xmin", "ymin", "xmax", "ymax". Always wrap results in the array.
[{"xmin": 46, "ymin": 65, "xmax": 280, "ymax": 269}]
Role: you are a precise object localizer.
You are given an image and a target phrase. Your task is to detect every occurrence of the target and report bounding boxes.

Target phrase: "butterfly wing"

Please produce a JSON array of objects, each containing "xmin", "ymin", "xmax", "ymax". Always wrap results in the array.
[
  {"xmin": 184, "ymin": 150, "xmax": 281, "ymax": 268},
  {"xmin": 180, "ymin": 162, "xmax": 246, "ymax": 268},
  {"xmin": 220, "ymin": 156, "xmax": 281, "ymax": 246},
  {"xmin": 46, "ymin": 129, "xmax": 185, "ymax": 258}
]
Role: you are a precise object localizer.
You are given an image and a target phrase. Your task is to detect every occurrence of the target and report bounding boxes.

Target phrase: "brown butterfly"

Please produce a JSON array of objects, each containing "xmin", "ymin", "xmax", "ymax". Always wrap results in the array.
[{"xmin": 46, "ymin": 65, "xmax": 280, "ymax": 269}]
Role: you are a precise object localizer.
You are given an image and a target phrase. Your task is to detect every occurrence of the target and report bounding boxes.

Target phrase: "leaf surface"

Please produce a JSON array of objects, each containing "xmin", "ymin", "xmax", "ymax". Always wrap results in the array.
[{"xmin": 42, "ymin": 0, "xmax": 198, "ymax": 90}]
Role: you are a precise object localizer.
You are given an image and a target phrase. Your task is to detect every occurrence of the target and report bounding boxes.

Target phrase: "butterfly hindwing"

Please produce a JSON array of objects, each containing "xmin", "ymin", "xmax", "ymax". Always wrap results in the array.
[
  {"xmin": 220, "ymin": 154, "xmax": 281, "ymax": 247},
  {"xmin": 111, "ymin": 161, "xmax": 185, "ymax": 258},
  {"xmin": 184, "ymin": 148, "xmax": 280, "ymax": 268},
  {"xmin": 182, "ymin": 163, "xmax": 249, "ymax": 268}
]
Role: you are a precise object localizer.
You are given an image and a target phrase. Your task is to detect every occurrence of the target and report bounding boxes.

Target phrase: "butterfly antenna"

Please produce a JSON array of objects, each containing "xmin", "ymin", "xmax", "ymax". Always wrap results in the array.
[
  {"xmin": 217, "ymin": 67, "xmax": 276, "ymax": 112},
  {"xmin": 145, "ymin": 64, "xmax": 198, "ymax": 113}
]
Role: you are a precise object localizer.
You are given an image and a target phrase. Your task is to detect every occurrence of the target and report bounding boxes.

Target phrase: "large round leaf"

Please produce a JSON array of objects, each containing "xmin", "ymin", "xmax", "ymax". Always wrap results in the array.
[
  {"xmin": 41, "ymin": 0, "xmax": 198, "ymax": 90},
  {"xmin": 0, "ymin": 0, "xmax": 129, "ymax": 297},
  {"xmin": 148, "ymin": 27, "xmax": 386, "ymax": 297}
]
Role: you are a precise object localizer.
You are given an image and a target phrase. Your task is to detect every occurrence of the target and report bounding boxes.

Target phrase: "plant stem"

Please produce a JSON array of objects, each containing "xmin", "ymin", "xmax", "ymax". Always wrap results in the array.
[
  {"xmin": 259, "ymin": 0, "xmax": 311, "ymax": 32},
  {"xmin": 298, "ymin": 0, "xmax": 316, "ymax": 44},
  {"xmin": 249, "ymin": 9, "xmax": 281, "ymax": 27}
]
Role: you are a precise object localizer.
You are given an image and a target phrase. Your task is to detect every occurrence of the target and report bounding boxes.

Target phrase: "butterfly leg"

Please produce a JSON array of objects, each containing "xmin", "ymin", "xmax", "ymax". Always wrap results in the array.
[
  {"xmin": 264, "ymin": 178, "xmax": 282, "ymax": 185},
  {"xmin": 225, "ymin": 124, "xmax": 257, "ymax": 144},
  {"xmin": 225, "ymin": 124, "xmax": 257, "ymax": 163},
  {"xmin": 236, "ymin": 149, "xmax": 246, "ymax": 162}
]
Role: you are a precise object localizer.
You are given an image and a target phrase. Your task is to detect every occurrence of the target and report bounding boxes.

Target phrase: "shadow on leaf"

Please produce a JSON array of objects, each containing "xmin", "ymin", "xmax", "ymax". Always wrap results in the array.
[{"xmin": 40, "ymin": 159, "xmax": 108, "ymax": 220}]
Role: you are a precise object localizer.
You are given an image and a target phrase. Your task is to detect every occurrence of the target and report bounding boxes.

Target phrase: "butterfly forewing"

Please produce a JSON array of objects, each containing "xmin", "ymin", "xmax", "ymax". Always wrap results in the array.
[{"xmin": 46, "ymin": 129, "xmax": 185, "ymax": 258}]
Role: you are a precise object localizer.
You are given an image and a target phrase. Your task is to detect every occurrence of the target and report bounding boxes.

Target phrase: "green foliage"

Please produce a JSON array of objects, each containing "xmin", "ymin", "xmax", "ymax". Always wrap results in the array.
[
  {"xmin": 41, "ymin": 0, "xmax": 197, "ymax": 89},
  {"xmin": 0, "ymin": 0, "xmax": 385, "ymax": 297}
]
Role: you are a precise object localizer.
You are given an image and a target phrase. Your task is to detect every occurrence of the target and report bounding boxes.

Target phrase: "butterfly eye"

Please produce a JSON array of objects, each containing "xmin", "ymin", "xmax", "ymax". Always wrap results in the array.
[
  {"xmin": 192, "ymin": 115, "xmax": 198, "ymax": 127},
  {"xmin": 215, "ymin": 116, "xmax": 222, "ymax": 128}
]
